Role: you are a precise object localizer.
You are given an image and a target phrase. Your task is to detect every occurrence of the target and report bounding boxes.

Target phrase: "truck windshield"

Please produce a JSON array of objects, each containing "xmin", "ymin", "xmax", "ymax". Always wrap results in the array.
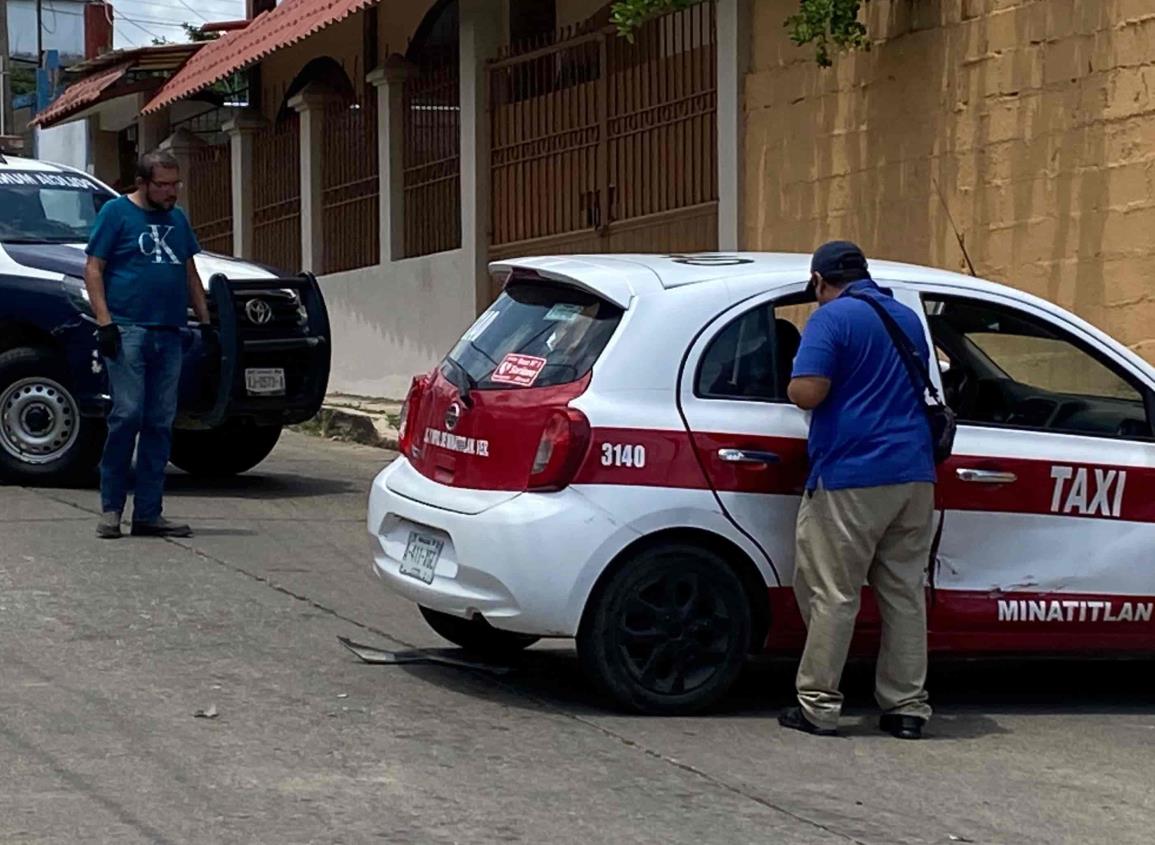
[{"xmin": 0, "ymin": 171, "xmax": 114, "ymax": 244}]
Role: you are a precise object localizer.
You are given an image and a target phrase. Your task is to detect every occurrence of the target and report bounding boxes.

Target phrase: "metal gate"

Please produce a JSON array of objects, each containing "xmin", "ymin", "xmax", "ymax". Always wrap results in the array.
[
  {"xmin": 186, "ymin": 143, "xmax": 233, "ymax": 256},
  {"xmin": 252, "ymin": 114, "xmax": 302, "ymax": 272},
  {"xmin": 488, "ymin": 1, "xmax": 717, "ymax": 274}
]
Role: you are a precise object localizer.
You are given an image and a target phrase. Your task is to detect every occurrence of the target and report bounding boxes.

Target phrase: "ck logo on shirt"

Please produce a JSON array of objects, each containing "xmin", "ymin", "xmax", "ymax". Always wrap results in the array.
[{"xmin": 138, "ymin": 225, "xmax": 180, "ymax": 264}]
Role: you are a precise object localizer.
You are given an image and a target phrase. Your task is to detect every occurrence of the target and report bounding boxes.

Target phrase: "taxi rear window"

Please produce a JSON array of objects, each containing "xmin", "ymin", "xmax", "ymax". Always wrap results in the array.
[{"xmin": 446, "ymin": 281, "xmax": 623, "ymax": 390}]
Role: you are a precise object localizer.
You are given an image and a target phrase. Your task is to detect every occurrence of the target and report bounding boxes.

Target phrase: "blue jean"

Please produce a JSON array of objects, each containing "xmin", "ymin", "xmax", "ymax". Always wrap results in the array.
[{"xmin": 100, "ymin": 325, "xmax": 183, "ymax": 522}]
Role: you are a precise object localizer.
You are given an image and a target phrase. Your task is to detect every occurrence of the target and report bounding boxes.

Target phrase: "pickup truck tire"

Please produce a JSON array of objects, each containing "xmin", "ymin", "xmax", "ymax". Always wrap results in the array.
[
  {"xmin": 419, "ymin": 606, "xmax": 540, "ymax": 657},
  {"xmin": 169, "ymin": 420, "xmax": 282, "ymax": 477},
  {"xmin": 0, "ymin": 347, "xmax": 103, "ymax": 485}
]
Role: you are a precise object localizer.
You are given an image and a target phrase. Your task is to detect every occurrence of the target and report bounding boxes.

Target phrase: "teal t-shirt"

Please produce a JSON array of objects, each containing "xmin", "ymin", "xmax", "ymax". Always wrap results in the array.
[{"xmin": 85, "ymin": 196, "xmax": 201, "ymax": 327}]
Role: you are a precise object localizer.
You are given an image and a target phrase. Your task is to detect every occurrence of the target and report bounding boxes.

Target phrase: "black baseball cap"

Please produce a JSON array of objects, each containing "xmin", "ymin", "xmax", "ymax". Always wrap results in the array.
[{"xmin": 810, "ymin": 240, "xmax": 870, "ymax": 282}]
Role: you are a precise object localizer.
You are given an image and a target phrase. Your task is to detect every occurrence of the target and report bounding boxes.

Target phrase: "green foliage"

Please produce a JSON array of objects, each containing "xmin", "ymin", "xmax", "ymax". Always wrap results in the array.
[
  {"xmin": 11, "ymin": 67, "xmax": 37, "ymax": 98},
  {"xmin": 610, "ymin": 0, "xmax": 700, "ymax": 39},
  {"xmin": 783, "ymin": 0, "xmax": 868, "ymax": 67},
  {"xmin": 182, "ymin": 23, "xmax": 221, "ymax": 43},
  {"xmin": 610, "ymin": 0, "xmax": 869, "ymax": 66}
]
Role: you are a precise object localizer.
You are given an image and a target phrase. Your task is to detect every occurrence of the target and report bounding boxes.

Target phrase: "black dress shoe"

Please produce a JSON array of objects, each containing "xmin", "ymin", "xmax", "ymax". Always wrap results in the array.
[
  {"xmin": 879, "ymin": 714, "xmax": 925, "ymax": 740},
  {"xmin": 778, "ymin": 706, "xmax": 837, "ymax": 736}
]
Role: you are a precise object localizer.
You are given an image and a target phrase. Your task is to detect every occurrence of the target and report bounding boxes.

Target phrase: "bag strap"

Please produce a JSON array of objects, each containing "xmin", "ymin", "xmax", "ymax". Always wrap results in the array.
[{"xmin": 844, "ymin": 290, "xmax": 944, "ymax": 405}]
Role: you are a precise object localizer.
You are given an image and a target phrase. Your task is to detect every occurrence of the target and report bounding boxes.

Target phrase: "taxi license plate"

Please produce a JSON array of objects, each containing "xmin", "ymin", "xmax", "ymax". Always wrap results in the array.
[
  {"xmin": 245, "ymin": 368, "xmax": 286, "ymax": 396},
  {"xmin": 399, "ymin": 532, "xmax": 443, "ymax": 585}
]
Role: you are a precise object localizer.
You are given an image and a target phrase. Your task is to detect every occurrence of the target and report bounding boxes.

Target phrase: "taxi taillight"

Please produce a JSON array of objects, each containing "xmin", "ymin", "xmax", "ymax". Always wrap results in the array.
[
  {"xmin": 528, "ymin": 408, "xmax": 591, "ymax": 492},
  {"xmin": 398, "ymin": 374, "xmax": 428, "ymax": 458}
]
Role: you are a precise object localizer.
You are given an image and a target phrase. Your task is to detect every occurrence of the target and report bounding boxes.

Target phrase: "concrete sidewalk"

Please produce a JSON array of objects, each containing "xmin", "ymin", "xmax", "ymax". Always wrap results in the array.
[{"xmin": 292, "ymin": 393, "xmax": 404, "ymax": 450}]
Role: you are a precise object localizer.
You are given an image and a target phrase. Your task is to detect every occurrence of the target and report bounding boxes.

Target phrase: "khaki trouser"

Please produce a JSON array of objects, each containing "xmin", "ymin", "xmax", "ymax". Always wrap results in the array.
[{"xmin": 793, "ymin": 482, "xmax": 935, "ymax": 731}]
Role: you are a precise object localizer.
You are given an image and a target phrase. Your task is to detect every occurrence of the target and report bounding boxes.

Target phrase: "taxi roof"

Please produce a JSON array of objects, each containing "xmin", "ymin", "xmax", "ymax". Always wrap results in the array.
[{"xmin": 492, "ymin": 252, "xmax": 1014, "ymax": 307}]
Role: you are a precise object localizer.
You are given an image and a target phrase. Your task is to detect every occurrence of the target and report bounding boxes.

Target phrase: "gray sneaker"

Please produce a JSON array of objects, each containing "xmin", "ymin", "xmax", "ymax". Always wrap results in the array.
[
  {"xmin": 130, "ymin": 517, "xmax": 192, "ymax": 538},
  {"xmin": 96, "ymin": 511, "xmax": 123, "ymax": 539}
]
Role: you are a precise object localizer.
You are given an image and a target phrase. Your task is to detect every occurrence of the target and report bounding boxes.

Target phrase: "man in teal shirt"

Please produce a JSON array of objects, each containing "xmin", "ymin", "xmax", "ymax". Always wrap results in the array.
[{"xmin": 85, "ymin": 150, "xmax": 211, "ymax": 539}]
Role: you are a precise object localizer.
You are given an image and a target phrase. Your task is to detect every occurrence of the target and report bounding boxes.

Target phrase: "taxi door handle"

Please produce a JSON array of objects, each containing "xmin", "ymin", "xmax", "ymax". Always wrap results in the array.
[
  {"xmin": 718, "ymin": 449, "xmax": 780, "ymax": 465},
  {"xmin": 956, "ymin": 468, "xmax": 1018, "ymax": 484}
]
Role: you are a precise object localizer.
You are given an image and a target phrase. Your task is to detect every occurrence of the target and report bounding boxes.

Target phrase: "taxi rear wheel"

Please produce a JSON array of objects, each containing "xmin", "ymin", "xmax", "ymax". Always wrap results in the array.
[
  {"xmin": 419, "ymin": 606, "xmax": 540, "ymax": 657},
  {"xmin": 578, "ymin": 543, "xmax": 751, "ymax": 715}
]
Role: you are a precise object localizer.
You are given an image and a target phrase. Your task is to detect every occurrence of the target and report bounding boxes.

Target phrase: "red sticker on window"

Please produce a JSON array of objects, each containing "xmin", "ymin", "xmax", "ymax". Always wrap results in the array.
[{"xmin": 491, "ymin": 353, "xmax": 547, "ymax": 387}]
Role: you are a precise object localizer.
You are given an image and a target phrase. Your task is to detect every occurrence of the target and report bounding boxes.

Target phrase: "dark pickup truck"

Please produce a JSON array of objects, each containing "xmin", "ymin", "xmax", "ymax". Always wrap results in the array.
[{"xmin": 0, "ymin": 156, "xmax": 330, "ymax": 484}]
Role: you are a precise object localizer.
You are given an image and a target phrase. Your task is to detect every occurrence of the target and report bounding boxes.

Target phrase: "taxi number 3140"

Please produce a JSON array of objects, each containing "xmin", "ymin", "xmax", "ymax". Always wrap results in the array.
[{"xmin": 601, "ymin": 443, "xmax": 647, "ymax": 469}]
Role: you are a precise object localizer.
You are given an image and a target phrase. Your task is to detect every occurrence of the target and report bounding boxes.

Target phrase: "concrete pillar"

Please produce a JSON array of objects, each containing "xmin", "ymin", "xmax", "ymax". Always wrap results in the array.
[
  {"xmin": 89, "ymin": 117, "xmax": 121, "ymax": 186},
  {"xmin": 158, "ymin": 127, "xmax": 203, "ymax": 183},
  {"xmin": 367, "ymin": 55, "xmax": 410, "ymax": 264},
  {"xmin": 137, "ymin": 105, "xmax": 169, "ymax": 155},
  {"xmin": 223, "ymin": 109, "xmax": 266, "ymax": 260},
  {"xmin": 716, "ymin": 0, "xmax": 751, "ymax": 252},
  {"xmin": 289, "ymin": 84, "xmax": 330, "ymax": 275},
  {"xmin": 459, "ymin": 0, "xmax": 502, "ymax": 313}
]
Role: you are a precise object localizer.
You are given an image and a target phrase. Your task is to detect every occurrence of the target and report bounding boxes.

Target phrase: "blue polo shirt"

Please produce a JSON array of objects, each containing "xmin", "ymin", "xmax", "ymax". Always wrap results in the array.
[{"xmin": 791, "ymin": 279, "xmax": 936, "ymax": 491}]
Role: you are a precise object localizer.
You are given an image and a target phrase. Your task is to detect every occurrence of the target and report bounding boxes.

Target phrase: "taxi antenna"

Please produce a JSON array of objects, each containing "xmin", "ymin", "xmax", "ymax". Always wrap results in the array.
[{"xmin": 931, "ymin": 177, "xmax": 977, "ymax": 277}]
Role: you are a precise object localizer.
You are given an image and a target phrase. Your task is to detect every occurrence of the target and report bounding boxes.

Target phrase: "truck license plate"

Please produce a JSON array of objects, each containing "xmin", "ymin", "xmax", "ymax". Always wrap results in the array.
[
  {"xmin": 399, "ymin": 532, "xmax": 443, "ymax": 585},
  {"xmin": 245, "ymin": 368, "xmax": 285, "ymax": 396}
]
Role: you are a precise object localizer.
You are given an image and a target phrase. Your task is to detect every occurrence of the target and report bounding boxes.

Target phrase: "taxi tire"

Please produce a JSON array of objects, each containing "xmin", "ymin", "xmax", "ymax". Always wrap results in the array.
[
  {"xmin": 577, "ymin": 543, "xmax": 751, "ymax": 716},
  {"xmin": 0, "ymin": 347, "xmax": 103, "ymax": 485},
  {"xmin": 169, "ymin": 420, "xmax": 282, "ymax": 477},
  {"xmin": 419, "ymin": 606, "xmax": 541, "ymax": 657}
]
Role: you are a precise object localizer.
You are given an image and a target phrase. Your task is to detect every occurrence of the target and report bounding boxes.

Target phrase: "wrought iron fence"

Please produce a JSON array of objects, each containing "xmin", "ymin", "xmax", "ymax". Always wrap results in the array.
[
  {"xmin": 488, "ymin": 1, "xmax": 717, "ymax": 254},
  {"xmin": 186, "ymin": 142, "xmax": 233, "ymax": 255},
  {"xmin": 252, "ymin": 114, "xmax": 302, "ymax": 272},
  {"xmin": 401, "ymin": 53, "xmax": 461, "ymax": 258},
  {"xmin": 322, "ymin": 92, "xmax": 380, "ymax": 273}
]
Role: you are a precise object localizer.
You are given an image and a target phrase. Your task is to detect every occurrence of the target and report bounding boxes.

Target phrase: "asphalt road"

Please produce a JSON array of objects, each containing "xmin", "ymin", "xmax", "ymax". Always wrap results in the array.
[{"xmin": 1, "ymin": 432, "xmax": 1152, "ymax": 844}]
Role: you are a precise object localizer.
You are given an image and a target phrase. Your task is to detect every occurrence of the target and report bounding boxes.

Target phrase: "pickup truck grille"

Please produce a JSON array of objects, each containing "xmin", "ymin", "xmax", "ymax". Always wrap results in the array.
[{"xmin": 231, "ymin": 288, "xmax": 307, "ymax": 331}]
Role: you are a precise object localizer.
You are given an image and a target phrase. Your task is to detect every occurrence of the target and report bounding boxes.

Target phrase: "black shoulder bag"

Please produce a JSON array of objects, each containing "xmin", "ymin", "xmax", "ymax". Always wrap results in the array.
[{"xmin": 845, "ymin": 291, "xmax": 957, "ymax": 465}]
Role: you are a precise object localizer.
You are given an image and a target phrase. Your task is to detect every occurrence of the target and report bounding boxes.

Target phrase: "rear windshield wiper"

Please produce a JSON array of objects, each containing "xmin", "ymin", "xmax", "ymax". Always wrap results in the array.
[{"xmin": 443, "ymin": 355, "xmax": 478, "ymax": 407}]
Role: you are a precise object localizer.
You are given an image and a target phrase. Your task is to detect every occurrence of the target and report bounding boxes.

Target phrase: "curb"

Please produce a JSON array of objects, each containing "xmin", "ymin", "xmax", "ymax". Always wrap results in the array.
[{"xmin": 291, "ymin": 406, "xmax": 400, "ymax": 451}]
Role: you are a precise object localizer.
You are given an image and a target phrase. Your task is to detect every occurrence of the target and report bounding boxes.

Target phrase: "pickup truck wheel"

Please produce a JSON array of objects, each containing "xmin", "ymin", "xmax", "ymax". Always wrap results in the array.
[
  {"xmin": 169, "ymin": 420, "xmax": 282, "ymax": 477},
  {"xmin": 0, "ymin": 347, "xmax": 102, "ymax": 485},
  {"xmin": 577, "ymin": 543, "xmax": 751, "ymax": 715},
  {"xmin": 419, "ymin": 606, "xmax": 540, "ymax": 657}
]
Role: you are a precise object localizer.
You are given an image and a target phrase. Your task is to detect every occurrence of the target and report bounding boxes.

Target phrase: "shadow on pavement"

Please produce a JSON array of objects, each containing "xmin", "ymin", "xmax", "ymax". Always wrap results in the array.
[
  {"xmin": 162, "ymin": 472, "xmax": 357, "ymax": 500},
  {"xmin": 370, "ymin": 645, "xmax": 1155, "ymax": 733}
]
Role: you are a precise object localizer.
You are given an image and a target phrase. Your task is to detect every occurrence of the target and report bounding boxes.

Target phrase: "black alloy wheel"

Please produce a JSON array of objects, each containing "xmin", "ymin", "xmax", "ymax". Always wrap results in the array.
[{"xmin": 578, "ymin": 543, "xmax": 752, "ymax": 715}]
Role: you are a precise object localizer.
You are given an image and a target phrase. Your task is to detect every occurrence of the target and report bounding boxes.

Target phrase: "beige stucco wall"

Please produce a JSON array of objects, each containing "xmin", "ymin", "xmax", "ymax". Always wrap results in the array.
[
  {"xmin": 744, "ymin": 0, "xmax": 1155, "ymax": 360},
  {"xmin": 260, "ymin": 13, "xmax": 371, "ymax": 116},
  {"xmin": 320, "ymin": 251, "xmax": 473, "ymax": 398}
]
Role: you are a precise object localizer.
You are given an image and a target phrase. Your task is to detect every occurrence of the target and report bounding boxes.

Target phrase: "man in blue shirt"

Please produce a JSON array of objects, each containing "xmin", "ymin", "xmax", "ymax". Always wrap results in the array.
[
  {"xmin": 778, "ymin": 241, "xmax": 936, "ymax": 740},
  {"xmin": 85, "ymin": 150, "xmax": 210, "ymax": 539}
]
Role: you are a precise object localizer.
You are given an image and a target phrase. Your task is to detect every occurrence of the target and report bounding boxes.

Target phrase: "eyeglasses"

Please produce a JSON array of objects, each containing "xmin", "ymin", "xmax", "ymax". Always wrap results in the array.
[{"xmin": 149, "ymin": 179, "xmax": 183, "ymax": 191}]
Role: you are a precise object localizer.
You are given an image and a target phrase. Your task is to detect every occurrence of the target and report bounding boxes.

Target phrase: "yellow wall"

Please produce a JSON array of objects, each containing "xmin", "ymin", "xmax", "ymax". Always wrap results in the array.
[{"xmin": 744, "ymin": 0, "xmax": 1155, "ymax": 360}]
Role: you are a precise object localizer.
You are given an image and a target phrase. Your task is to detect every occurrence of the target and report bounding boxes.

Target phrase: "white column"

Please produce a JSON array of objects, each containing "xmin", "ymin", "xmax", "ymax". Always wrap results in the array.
[
  {"xmin": 458, "ymin": 0, "xmax": 502, "ymax": 312},
  {"xmin": 289, "ymin": 85, "xmax": 329, "ymax": 275},
  {"xmin": 368, "ymin": 56, "xmax": 410, "ymax": 264},
  {"xmin": 158, "ymin": 127, "xmax": 202, "ymax": 182},
  {"xmin": 223, "ymin": 110, "xmax": 265, "ymax": 260},
  {"xmin": 137, "ymin": 105, "xmax": 170, "ymax": 156},
  {"xmin": 716, "ymin": 0, "xmax": 751, "ymax": 252}
]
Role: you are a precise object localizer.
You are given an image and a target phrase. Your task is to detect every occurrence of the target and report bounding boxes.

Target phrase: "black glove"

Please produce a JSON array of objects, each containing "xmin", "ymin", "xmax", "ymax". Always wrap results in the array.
[
  {"xmin": 199, "ymin": 323, "xmax": 221, "ymax": 363},
  {"xmin": 95, "ymin": 323, "xmax": 120, "ymax": 358}
]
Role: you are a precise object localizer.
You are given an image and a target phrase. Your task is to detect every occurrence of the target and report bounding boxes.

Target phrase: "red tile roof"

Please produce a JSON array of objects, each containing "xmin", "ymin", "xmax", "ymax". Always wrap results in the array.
[
  {"xmin": 31, "ymin": 62, "xmax": 131, "ymax": 127},
  {"xmin": 142, "ymin": 0, "xmax": 380, "ymax": 115}
]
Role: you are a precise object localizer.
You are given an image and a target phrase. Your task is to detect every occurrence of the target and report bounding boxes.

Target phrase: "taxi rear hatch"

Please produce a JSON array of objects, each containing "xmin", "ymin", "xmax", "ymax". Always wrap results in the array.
[{"xmin": 388, "ymin": 267, "xmax": 626, "ymax": 513}]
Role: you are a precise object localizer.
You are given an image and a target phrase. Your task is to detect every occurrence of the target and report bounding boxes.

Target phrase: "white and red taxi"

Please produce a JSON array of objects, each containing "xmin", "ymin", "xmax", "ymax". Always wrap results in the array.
[{"xmin": 368, "ymin": 253, "xmax": 1155, "ymax": 714}]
